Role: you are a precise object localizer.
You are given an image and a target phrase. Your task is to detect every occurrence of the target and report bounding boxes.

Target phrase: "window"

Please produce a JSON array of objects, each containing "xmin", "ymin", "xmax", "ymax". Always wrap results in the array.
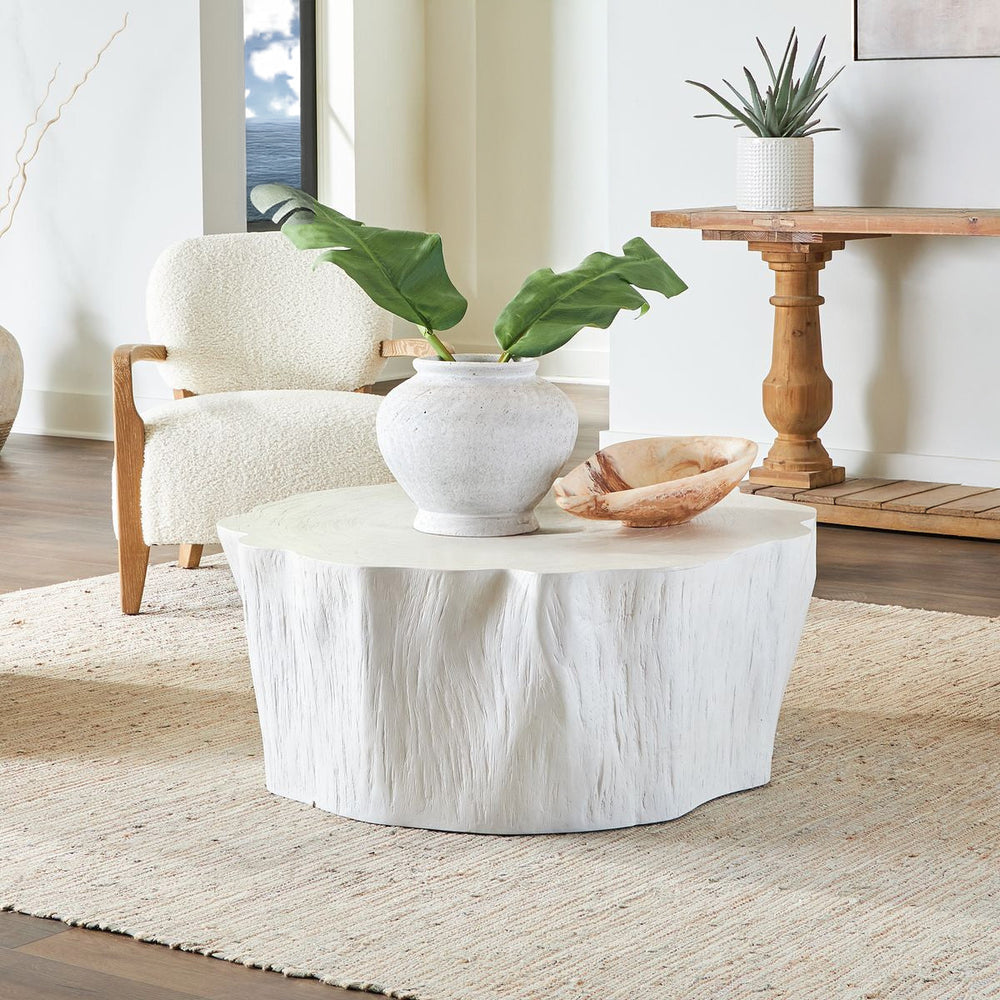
[{"xmin": 244, "ymin": 0, "xmax": 317, "ymax": 228}]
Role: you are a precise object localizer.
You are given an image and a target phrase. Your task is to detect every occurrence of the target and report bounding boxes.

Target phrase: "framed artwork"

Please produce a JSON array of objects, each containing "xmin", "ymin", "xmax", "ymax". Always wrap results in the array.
[{"xmin": 855, "ymin": 0, "xmax": 1000, "ymax": 60}]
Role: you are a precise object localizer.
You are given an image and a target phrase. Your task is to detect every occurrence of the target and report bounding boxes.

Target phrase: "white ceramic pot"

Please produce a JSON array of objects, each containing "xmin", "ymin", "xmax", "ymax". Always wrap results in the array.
[
  {"xmin": 0, "ymin": 325, "xmax": 23, "ymax": 453},
  {"xmin": 736, "ymin": 136, "xmax": 813, "ymax": 212},
  {"xmin": 376, "ymin": 353, "xmax": 578, "ymax": 536}
]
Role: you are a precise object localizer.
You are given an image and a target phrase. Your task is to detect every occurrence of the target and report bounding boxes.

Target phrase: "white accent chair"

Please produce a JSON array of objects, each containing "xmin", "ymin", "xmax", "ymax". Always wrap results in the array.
[{"xmin": 112, "ymin": 232, "xmax": 435, "ymax": 614}]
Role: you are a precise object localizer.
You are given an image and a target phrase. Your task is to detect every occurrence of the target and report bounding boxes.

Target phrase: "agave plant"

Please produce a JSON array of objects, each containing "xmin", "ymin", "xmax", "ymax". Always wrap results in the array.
[
  {"xmin": 687, "ymin": 29, "xmax": 843, "ymax": 138},
  {"xmin": 250, "ymin": 184, "xmax": 687, "ymax": 363}
]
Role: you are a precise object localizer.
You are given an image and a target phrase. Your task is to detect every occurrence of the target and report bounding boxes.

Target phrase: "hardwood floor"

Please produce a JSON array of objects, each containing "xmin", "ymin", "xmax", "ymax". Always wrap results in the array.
[
  {"xmin": 0, "ymin": 912, "xmax": 349, "ymax": 999},
  {"xmin": 1, "ymin": 380, "xmax": 998, "ymax": 997}
]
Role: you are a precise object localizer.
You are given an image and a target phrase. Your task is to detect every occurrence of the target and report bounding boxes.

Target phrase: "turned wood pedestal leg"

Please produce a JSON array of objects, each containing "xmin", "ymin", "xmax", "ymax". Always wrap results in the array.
[{"xmin": 749, "ymin": 241, "xmax": 845, "ymax": 489}]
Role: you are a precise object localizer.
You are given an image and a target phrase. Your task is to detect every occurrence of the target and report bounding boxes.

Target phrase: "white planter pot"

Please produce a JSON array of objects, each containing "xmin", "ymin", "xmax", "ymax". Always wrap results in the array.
[
  {"xmin": 376, "ymin": 353, "xmax": 578, "ymax": 536},
  {"xmin": 0, "ymin": 325, "xmax": 23, "ymax": 453},
  {"xmin": 736, "ymin": 136, "xmax": 814, "ymax": 212}
]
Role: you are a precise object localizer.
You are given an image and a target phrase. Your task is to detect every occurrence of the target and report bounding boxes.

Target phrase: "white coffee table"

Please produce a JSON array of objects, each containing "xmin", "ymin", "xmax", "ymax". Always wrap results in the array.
[{"xmin": 219, "ymin": 484, "xmax": 815, "ymax": 834}]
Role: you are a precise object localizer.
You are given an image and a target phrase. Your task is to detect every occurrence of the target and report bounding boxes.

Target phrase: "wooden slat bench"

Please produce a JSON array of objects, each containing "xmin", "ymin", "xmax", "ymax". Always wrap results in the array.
[{"xmin": 739, "ymin": 478, "xmax": 1000, "ymax": 540}]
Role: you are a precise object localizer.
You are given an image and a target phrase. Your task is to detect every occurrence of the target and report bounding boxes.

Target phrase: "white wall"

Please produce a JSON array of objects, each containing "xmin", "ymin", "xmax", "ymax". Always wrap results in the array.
[
  {"xmin": 315, "ymin": 0, "xmax": 428, "ymax": 378},
  {"xmin": 317, "ymin": 0, "xmax": 610, "ymax": 380},
  {"xmin": 607, "ymin": 0, "xmax": 1000, "ymax": 485},
  {"xmin": 316, "ymin": 0, "xmax": 356, "ymax": 216},
  {"xmin": 0, "ymin": 0, "xmax": 245, "ymax": 440},
  {"xmin": 425, "ymin": 0, "xmax": 610, "ymax": 379}
]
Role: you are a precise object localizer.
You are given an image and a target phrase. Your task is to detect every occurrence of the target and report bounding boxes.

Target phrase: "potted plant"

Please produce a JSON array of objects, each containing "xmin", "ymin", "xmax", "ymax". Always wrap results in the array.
[
  {"xmin": 687, "ymin": 28, "xmax": 843, "ymax": 212},
  {"xmin": 251, "ymin": 184, "xmax": 687, "ymax": 536}
]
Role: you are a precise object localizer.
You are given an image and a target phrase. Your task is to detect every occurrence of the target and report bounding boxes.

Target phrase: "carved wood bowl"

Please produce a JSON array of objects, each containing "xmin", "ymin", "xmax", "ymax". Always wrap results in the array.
[{"xmin": 553, "ymin": 436, "xmax": 758, "ymax": 528}]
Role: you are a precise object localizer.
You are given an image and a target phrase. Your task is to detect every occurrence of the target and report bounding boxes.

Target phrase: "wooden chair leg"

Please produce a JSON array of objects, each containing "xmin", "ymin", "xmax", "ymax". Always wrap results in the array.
[
  {"xmin": 178, "ymin": 543, "xmax": 203, "ymax": 569},
  {"xmin": 118, "ymin": 532, "xmax": 150, "ymax": 616},
  {"xmin": 114, "ymin": 454, "xmax": 149, "ymax": 614}
]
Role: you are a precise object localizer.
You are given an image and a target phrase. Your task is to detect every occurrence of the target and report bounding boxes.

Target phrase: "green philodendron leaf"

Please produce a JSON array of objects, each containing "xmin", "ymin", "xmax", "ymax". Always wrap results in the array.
[
  {"xmin": 250, "ymin": 184, "xmax": 468, "ymax": 333},
  {"xmin": 493, "ymin": 237, "xmax": 686, "ymax": 360}
]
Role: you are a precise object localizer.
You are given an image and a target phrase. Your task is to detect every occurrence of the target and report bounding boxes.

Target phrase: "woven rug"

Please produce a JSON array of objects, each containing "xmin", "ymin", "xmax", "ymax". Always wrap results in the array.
[{"xmin": 1, "ymin": 558, "xmax": 998, "ymax": 999}]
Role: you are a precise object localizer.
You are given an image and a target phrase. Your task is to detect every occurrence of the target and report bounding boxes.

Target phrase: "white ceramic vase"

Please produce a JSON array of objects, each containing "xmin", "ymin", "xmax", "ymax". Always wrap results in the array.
[
  {"xmin": 375, "ymin": 353, "xmax": 579, "ymax": 536},
  {"xmin": 736, "ymin": 136, "xmax": 814, "ymax": 212},
  {"xmin": 0, "ymin": 325, "xmax": 23, "ymax": 453}
]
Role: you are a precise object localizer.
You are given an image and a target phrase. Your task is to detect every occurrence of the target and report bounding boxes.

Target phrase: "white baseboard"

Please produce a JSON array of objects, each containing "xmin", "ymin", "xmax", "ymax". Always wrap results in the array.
[
  {"xmin": 600, "ymin": 429, "xmax": 1000, "ymax": 489},
  {"xmin": 11, "ymin": 389, "xmax": 173, "ymax": 442},
  {"xmin": 543, "ymin": 374, "xmax": 610, "ymax": 387},
  {"xmin": 13, "ymin": 389, "xmax": 112, "ymax": 441},
  {"xmin": 378, "ymin": 356, "xmax": 419, "ymax": 382},
  {"xmin": 536, "ymin": 347, "xmax": 608, "ymax": 382}
]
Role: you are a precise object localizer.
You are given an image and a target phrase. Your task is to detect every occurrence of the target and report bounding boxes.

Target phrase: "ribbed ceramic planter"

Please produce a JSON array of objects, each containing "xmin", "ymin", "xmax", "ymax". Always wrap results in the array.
[
  {"xmin": 0, "ymin": 325, "xmax": 23, "ymax": 453},
  {"xmin": 736, "ymin": 136, "xmax": 813, "ymax": 212},
  {"xmin": 375, "ymin": 354, "xmax": 578, "ymax": 536}
]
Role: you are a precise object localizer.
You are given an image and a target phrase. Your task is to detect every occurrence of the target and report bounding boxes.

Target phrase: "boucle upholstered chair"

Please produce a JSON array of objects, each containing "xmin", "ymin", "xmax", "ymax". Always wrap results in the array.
[{"xmin": 113, "ymin": 232, "xmax": 435, "ymax": 614}]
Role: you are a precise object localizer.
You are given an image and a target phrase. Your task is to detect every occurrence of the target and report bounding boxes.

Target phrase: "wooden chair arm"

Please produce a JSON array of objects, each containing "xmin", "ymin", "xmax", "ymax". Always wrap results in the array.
[
  {"xmin": 114, "ymin": 343, "xmax": 169, "ymax": 366},
  {"xmin": 379, "ymin": 338, "xmax": 455, "ymax": 359},
  {"xmin": 112, "ymin": 343, "xmax": 168, "ymax": 431}
]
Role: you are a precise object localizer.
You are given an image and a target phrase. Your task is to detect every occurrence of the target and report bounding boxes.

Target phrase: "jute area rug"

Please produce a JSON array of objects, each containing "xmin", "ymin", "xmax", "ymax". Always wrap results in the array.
[{"xmin": 1, "ymin": 557, "xmax": 998, "ymax": 1000}]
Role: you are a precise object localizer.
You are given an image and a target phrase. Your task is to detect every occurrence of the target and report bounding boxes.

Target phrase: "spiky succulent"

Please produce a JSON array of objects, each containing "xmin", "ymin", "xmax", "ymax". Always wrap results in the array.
[{"xmin": 687, "ymin": 29, "xmax": 843, "ymax": 138}]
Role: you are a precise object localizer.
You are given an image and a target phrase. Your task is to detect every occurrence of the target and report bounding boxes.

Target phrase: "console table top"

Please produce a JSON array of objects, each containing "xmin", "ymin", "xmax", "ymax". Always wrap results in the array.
[{"xmin": 651, "ymin": 206, "xmax": 1000, "ymax": 238}]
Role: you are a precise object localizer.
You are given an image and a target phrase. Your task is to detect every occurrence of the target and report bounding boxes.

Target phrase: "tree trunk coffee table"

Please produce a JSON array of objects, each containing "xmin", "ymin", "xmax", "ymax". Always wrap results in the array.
[{"xmin": 219, "ymin": 484, "xmax": 815, "ymax": 835}]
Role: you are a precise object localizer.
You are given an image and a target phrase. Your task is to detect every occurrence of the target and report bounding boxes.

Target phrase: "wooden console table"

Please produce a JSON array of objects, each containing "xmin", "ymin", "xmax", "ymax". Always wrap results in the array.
[{"xmin": 651, "ymin": 206, "xmax": 1000, "ymax": 539}]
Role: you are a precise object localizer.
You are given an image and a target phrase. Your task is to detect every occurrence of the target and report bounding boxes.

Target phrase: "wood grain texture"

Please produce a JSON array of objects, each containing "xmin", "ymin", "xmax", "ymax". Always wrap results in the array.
[
  {"xmin": 652, "ymin": 206, "xmax": 1000, "ymax": 237},
  {"xmin": 747, "ymin": 243, "xmax": 845, "ymax": 489},
  {"xmin": 793, "ymin": 478, "xmax": 893, "ymax": 505},
  {"xmin": 220, "ymin": 486, "xmax": 816, "ymax": 834},
  {"xmin": 16, "ymin": 926, "xmax": 352, "ymax": 999},
  {"xmin": 0, "ymin": 912, "xmax": 66, "ymax": 949},
  {"xmin": 752, "ymin": 485, "xmax": 805, "ymax": 501},
  {"xmin": 883, "ymin": 484, "xmax": 995, "ymax": 513},
  {"xmin": 0, "ymin": 946, "xmax": 201, "ymax": 1000},
  {"xmin": 930, "ymin": 489, "xmax": 1000, "ymax": 518},
  {"xmin": 740, "ymin": 479, "xmax": 1000, "ymax": 540},
  {"xmin": 813, "ymin": 522, "xmax": 1000, "ymax": 616},
  {"xmin": 834, "ymin": 480, "xmax": 940, "ymax": 509},
  {"xmin": 808, "ymin": 501, "xmax": 1000, "ymax": 541},
  {"xmin": 178, "ymin": 543, "xmax": 203, "ymax": 569},
  {"xmin": 378, "ymin": 337, "xmax": 450, "ymax": 359},
  {"xmin": 112, "ymin": 344, "xmax": 167, "ymax": 615}
]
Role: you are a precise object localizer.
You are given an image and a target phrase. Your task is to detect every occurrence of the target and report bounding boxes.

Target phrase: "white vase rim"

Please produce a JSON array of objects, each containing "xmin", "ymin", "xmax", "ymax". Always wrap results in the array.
[
  {"xmin": 737, "ymin": 135, "xmax": 814, "ymax": 143},
  {"xmin": 412, "ymin": 353, "xmax": 539, "ymax": 376}
]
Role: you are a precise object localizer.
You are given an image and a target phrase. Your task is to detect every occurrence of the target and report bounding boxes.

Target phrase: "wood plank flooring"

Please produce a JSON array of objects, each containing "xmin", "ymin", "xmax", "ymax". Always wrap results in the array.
[
  {"xmin": 1, "ymin": 380, "xmax": 998, "ymax": 997},
  {"xmin": 0, "ymin": 913, "xmax": 347, "ymax": 1000}
]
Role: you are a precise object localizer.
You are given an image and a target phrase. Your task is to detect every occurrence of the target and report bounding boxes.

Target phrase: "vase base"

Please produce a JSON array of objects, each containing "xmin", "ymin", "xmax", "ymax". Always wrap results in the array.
[{"xmin": 413, "ymin": 509, "xmax": 539, "ymax": 537}]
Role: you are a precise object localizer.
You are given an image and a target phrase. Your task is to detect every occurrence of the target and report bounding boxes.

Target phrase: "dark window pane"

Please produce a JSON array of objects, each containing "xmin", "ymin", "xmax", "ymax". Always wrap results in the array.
[{"xmin": 244, "ymin": 0, "xmax": 302, "ymax": 222}]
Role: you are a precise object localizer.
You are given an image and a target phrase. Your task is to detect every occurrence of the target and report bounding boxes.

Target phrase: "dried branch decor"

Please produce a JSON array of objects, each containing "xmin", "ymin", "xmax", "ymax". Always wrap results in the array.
[{"xmin": 0, "ymin": 12, "xmax": 128, "ymax": 240}]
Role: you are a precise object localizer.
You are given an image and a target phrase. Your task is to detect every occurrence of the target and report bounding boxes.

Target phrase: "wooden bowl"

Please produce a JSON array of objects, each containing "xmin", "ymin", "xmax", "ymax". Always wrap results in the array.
[{"xmin": 553, "ymin": 436, "xmax": 758, "ymax": 528}]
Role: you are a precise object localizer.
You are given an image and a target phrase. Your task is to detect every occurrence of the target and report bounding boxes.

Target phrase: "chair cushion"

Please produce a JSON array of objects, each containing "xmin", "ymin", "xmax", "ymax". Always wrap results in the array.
[{"xmin": 138, "ymin": 390, "xmax": 393, "ymax": 545}]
